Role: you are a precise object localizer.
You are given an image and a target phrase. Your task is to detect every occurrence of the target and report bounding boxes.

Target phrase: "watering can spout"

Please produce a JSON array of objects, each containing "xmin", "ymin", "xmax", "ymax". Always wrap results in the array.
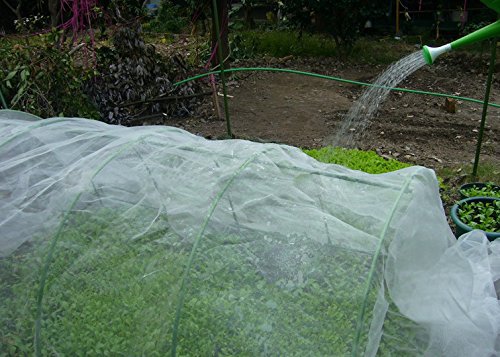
[
  {"xmin": 423, "ymin": 18, "xmax": 500, "ymax": 64},
  {"xmin": 422, "ymin": 44, "xmax": 452, "ymax": 65}
]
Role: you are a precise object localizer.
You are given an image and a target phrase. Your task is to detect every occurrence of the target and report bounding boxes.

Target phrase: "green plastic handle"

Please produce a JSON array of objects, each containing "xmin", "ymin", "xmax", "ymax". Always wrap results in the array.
[
  {"xmin": 482, "ymin": 0, "xmax": 500, "ymax": 14},
  {"xmin": 451, "ymin": 20, "xmax": 500, "ymax": 50}
]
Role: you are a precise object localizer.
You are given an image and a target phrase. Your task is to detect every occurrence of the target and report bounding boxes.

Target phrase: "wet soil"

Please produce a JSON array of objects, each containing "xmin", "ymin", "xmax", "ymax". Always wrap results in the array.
[{"xmin": 169, "ymin": 53, "xmax": 500, "ymax": 172}]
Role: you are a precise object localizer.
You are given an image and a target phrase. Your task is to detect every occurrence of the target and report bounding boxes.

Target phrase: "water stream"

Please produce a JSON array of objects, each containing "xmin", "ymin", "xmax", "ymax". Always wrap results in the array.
[{"xmin": 332, "ymin": 51, "xmax": 427, "ymax": 147}]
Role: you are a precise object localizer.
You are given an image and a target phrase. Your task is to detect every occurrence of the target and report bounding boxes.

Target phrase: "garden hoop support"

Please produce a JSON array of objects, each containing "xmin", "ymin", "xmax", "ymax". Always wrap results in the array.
[
  {"xmin": 0, "ymin": 87, "xmax": 7, "ymax": 109},
  {"xmin": 472, "ymin": 37, "xmax": 497, "ymax": 178},
  {"xmin": 174, "ymin": 66, "xmax": 500, "ymax": 111}
]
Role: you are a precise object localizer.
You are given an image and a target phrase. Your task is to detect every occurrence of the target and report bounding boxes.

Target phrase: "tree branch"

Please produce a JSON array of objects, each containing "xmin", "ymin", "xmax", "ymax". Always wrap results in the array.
[
  {"xmin": 2, "ymin": 0, "xmax": 19, "ymax": 17},
  {"xmin": 118, "ymin": 91, "xmax": 212, "ymax": 108},
  {"xmin": 128, "ymin": 113, "xmax": 167, "ymax": 123}
]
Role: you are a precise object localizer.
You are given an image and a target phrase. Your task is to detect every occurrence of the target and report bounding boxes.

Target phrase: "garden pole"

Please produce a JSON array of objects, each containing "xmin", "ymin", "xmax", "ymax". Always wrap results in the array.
[
  {"xmin": 0, "ymin": 86, "xmax": 7, "ymax": 109},
  {"xmin": 472, "ymin": 37, "xmax": 497, "ymax": 178},
  {"xmin": 395, "ymin": 0, "xmax": 400, "ymax": 36},
  {"xmin": 211, "ymin": 0, "xmax": 232, "ymax": 137}
]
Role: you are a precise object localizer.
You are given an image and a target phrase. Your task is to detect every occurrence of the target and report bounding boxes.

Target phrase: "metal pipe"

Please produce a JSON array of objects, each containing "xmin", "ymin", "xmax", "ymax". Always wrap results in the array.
[{"xmin": 472, "ymin": 38, "xmax": 497, "ymax": 178}]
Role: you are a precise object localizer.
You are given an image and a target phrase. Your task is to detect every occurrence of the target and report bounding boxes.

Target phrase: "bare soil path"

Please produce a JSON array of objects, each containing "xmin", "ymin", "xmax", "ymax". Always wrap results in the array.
[{"xmin": 171, "ymin": 54, "xmax": 500, "ymax": 171}]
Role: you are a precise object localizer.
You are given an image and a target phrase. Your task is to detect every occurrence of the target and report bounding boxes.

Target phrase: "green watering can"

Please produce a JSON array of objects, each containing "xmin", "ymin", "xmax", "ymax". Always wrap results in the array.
[{"xmin": 423, "ymin": 0, "xmax": 500, "ymax": 64}]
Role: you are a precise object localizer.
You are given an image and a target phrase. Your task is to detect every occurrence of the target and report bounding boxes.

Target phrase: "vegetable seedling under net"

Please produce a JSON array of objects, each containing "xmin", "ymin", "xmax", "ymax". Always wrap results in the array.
[{"xmin": 0, "ymin": 111, "xmax": 499, "ymax": 356}]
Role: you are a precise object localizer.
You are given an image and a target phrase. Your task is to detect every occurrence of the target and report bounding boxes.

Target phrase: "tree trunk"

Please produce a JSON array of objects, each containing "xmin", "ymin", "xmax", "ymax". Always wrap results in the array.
[
  {"xmin": 244, "ymin": 4, "xmax": 255, "ymax": 29},
  {"xmin": 210, "ymin": 0, "xmax": 230, "ymax": 68},
  {"xmin": 2, "ymin": 0, "xmax": 22, "ymax": 20},
  {"xmin": 48, "ymin": 0, "xmax": 59, "ymax": 27},
  {"xmin": 14, "ymin": 2, "xmax": 21, "ymax": 19}
]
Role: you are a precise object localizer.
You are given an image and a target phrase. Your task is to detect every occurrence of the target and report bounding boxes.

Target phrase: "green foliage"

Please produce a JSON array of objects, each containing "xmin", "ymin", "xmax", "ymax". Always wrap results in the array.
[
  {"xmin": 232, "ymin": 30, "xmax": 338, "ymax": 58},
  {"xmin": 14, "ymin": 14, "xmax": 49, "ymax": 34},
  {"xmin": 457, "ymin": 200, "xmax": 500, "ymax": 232},
  {"xmin": 280, "ymin": 0, "xmax": 386, "ymax": 52},
  {"xmin": 470, "ymin": 162, "xmax": 500, "ymax": 182},
  {"xmin": 143, "ymin": 0, "xmax": 188, "ymax": 33},
  {"xmin": 459, "ymin": 5, "xmax": 496, "ymax": 37},
  {"xmin": 0, "ymin": 31, "xmax": 98, "ymax": 118},
  {"xmin": 350, "ymin": 38, "xmax": 413, "ymax": 65},
  {"xmin": 460, "ymin": 183, "xmax": 500, "ymax": 199},
  {"xmin": 109, "ymin": 0, "xmax": 145, "ymax": 20},
  {"xmin": 304, "ymin": 147, "xmax": 411, "ymax": 174},
  {"xmin": 230, "ymin": 30, "xmax": 413, "ymax": 64},
  {"xmin": 228, "ymin": 2, "xmax": 246, "ymax": 31},
  {"xmin": 435, "ymin": 162, "xmax": 499, "ymax": 211},
  {"xmin": 0, "ymin": 209, "xmax": 394, "ymax": 354}
]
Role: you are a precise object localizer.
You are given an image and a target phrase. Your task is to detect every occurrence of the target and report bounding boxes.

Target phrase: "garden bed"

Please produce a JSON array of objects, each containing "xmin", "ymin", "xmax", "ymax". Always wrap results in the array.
[{"xmin": 168, "ymin": 53, "xmax": 500, "ymax": 171}]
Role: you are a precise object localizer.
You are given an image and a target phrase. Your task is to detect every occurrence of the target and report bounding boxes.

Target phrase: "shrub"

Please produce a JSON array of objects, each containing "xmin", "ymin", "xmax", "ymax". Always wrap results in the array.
[
  {"xmin": 280, "ymin": 0, "xmax": 386, "ymax": 53},
  {"xmin": 0, "ymin": 31, "xmax": 98, "ymax": 118},
  {"xmin": 143, "ymin": 0, "xmax": 189, "ymax": 33},
  {"xmin": 232, "ymin": 30, "xmax": 337, "ymax": 58},
  {"xmin": 84, "ymin": 26, "xmax": 201, "ymax": 124}
]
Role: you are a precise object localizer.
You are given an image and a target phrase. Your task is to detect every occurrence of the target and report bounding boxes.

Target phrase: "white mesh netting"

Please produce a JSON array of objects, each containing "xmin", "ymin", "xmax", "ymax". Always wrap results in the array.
[{"xmin": 1, "ymin": 110, "xmax": 499, "ymax": 356}]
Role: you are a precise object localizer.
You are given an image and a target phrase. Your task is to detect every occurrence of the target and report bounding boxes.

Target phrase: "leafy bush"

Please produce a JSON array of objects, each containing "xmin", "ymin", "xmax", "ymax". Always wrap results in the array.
[
  {"xmin": 0, "ymin": 31, "xmax": 98, "ymax": 118},
  {"xmin": 108, "ymin": 0, "xmax": 145, "ymax": 20},
  {"xmin": 350, "ymin": 37, "xmax": 413, "ymax": 65},
  {"xmin": 14, "ymin": 14, "xmax": 49, "ymax": 34},
  {"xmin": 143, "ymin": 0, "xmax": 189, "ymax": 33},
  {"xmin": 84, "ymin": 26, "xmax": 201, "ymax": 124},
  {"xmin": 280, "ymin": 0, "xmax": 386, "ymax": 52},
  {"xmin": 231, "ymin": 31, "xmax": 410, "ymax": 64},
  {"xmin": 304, "ymin": 147, "xmax": 411, "ymax": 174},
  {"xmin": 457, "ymin": 199, "xmax": 500, "ymax": 232},
  {"xmin": 232, "ymin": 30, "xmax": 337, "ymax": 58}
]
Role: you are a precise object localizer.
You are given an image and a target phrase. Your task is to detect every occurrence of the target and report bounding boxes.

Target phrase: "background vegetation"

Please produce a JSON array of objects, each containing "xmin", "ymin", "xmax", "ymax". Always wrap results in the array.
[
  {"xmin": 1, "ymin": 0, "xmax": 495, "ymax": 119},
  {"xmin": 0, "ymin": 1, "xmax": 497, "ymax": 188}
]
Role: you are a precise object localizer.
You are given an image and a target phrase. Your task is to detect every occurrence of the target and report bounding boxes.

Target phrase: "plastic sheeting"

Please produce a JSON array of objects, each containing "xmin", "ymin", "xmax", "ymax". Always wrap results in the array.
[{"xmin": 0, "ymin": 110, "xmax": 499, "ymax": 356}]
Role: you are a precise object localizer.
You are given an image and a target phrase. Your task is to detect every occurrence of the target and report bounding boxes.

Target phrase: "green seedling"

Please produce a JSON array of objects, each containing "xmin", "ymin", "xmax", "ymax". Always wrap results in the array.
[
  {"xmin": 460, "ymin": 183, "xmax": 500, "ymax": 199},
  {"xmin": 304, "ymin": 147, "xmax": 411, "ymax": 174},
  {"xmin": 458, "ymin": 200, "xmax": 500, "ymax": 232},
  {"xmin": 0, "ymin": 208, "xmax": 421, "ymax": 355}
]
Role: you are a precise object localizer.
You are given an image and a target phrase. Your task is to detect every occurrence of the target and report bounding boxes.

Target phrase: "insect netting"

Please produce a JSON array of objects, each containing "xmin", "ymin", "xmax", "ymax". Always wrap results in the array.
[{"xmin": 1, "ymin": 110, "xmax": 499, "ymax": 356}]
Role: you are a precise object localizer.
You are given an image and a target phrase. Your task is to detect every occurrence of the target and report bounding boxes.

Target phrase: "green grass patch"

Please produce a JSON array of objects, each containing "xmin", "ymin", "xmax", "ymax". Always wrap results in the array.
[
  {"xmin": 436, "ymin": 161, "xmax": 500, "ymax": 190},
  {"xmin": 437, "ymin": 162, "xmax": 500, "ymax": 208},
  {"xmin": 303, "ymin": 147, "xmax": 412, "ymax": 174},
  {"xmin": 350, "ymin": 37, "xmax": 415, "ymax": 65},
  {"xmin": 233, "ymin": 30, "xmax": 338, "ymax": 58},
  {"xmin": 232, "ymin": 30, "xmax": 415, "ymax": 65}
]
